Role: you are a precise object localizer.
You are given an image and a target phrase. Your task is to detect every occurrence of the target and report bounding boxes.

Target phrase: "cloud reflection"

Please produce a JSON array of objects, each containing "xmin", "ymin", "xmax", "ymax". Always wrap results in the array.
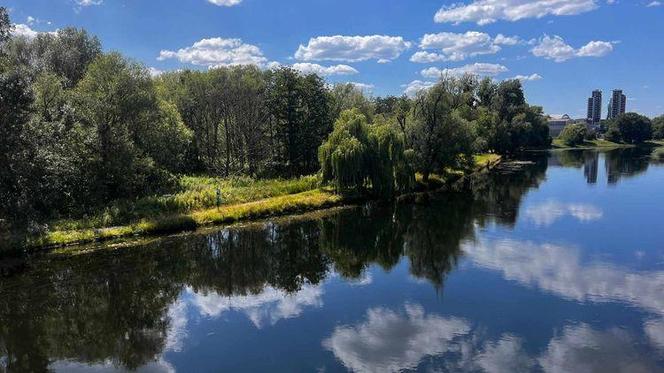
[
  {"xmin": 463, "ymin": 238, "xmax": 664, "ymax": 316},
  {"xmin": 538, "ymin": 323, "xmax": 658, "ymax": 373},
  {"xmin": 188, "ymin": 284, "xmax": 323, "ymax": 328},
  {"xmin": 322, "ymin": 304, "xmax": 470, "ymax": 373},
  {"xmin": 324, "ymin": 304, "xmax": 660, "ymax": 373},
  {"xmin": 525, "ymin": 200, "xmax": 603, "ymax": 226}
]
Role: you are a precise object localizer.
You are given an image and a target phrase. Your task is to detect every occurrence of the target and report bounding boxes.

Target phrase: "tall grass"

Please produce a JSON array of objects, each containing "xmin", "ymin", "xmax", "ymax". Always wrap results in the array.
[
  {"xmin": 31, "ymin": 189, "xmax": 341, "ymax": 249},
  {"xmin": 52, "ymin": 175, "xmax": 319, "ymax": 230}
]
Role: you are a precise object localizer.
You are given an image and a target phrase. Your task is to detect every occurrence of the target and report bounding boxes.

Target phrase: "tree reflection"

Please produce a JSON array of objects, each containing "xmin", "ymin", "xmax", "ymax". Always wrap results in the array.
[
  {"xmin": 605, "ymin": 148, "xmax": 651, "ymax": 184},
  {"xmin": 0, "ymin": 157, "xmax": 547, "ymax": 371}
]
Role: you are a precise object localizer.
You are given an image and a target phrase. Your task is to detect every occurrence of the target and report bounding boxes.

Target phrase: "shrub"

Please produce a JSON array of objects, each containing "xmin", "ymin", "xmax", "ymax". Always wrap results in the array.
[
  {"xmin": 559, "ymin": 123, "xmax": 588, "ymax": 146},
  {"xmin": 609, "ymin": 113, "xmax": 652, "ymax": 144},
  {"xmin": 653, "ymin": 115, "xmax": 664, "ymax": 140}
]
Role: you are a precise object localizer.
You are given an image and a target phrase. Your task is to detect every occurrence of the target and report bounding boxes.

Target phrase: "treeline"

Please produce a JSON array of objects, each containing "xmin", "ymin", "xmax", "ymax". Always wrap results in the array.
[{"xmin": 0, "ymin": 8, "xmax": 550, "ymax": 229}]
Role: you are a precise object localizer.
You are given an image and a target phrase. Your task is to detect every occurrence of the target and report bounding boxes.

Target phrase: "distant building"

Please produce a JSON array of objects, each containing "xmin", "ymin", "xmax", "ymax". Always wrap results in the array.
[
  {"xmin": 548, "ymin": 114, "xmax": 573, "ymax": 137},
  {"xmin": 586, "ymin": 90, "xmax": 602, "ymax": 125},
  {"xmin": 607, "ymin": 89, "xmax": 626, "ymax": 119}
]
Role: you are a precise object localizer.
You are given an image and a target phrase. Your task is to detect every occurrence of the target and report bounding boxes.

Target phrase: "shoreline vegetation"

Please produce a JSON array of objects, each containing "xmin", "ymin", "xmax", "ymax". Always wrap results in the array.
[
  {"xmin": 26, "ymin": 154, "xmax": 501, "ymax": 251},
  {"xmin": 550, "ymin": 138, "xmax": 664, "ymax": 150}
]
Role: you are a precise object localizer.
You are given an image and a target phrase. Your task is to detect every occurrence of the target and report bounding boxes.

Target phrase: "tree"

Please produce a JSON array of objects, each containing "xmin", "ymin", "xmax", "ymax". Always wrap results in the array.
[
  {"xmin": 0, "ymin": 66, "xmax": 34, "ymax": 221},
  {"xmin": 74, "ymin": 53, "xmax": 174, "ymax": 203},
  {"xmin": 409, "ymin": 76, "xmax": 476, "ymax": 181},
  {"xmin": 330, "ymin": 83, "xmax": 374, "ymax": 122},
  {"xmin": 267, "ymin": 67, "xmax": 332, "ymax": 176},
  {"xmin": 652, "ymin": 115, "xmax": 664, "ymax": 140},
  {"xmin": 609, "ymin": 113, "xmax": 652, "ymax": 144},
  {"xmin": 319, "ymin": 109, "xmax": 412, "ymax": 196},
  {"xmin": 474, "ymin": 78, "xmax": 550, "ymax": 154},
  {"xmin": 0, "ymin": 7, "xmax": 11, "ymax": 47},
  {"xmin": 559, "ymin": 123, "xmax": 588, "ymax": 146}
]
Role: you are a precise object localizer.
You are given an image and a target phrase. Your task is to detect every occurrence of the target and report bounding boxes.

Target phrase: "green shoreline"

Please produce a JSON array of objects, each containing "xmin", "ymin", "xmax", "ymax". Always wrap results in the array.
[
  {"xmin": 548, "ymin": 139, "xmax": 664, "ymax": 151},
  {"xmin": 22, "ymin": 155, "xmax": 503, "ymax": 252}
]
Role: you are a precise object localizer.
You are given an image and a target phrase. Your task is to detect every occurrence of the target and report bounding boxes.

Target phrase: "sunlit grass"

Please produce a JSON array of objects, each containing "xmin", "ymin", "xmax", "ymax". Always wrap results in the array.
[
  {"xmin": 52, "ymin": 175, "xmax": 320, "ymax": 231},
  {"xmin": 31, "ymin": 189, "xmax": 342, "ymax": 248}
]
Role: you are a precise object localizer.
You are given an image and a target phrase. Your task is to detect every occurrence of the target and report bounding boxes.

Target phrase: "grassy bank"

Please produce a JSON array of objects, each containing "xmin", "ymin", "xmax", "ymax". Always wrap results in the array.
[
  {"xmin": 551, "ymin": 138, "xmax": 664, "ymax": 150},
  {"xmin": 25, "ymin": 154, "xmax": 501, "ymax": 250}
]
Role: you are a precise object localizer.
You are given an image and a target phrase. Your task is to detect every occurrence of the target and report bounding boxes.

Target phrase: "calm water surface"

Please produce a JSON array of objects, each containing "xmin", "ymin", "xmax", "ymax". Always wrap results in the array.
[{"xmin": 2, "ymin": 148, "xmax": 664, "ymax": 372}]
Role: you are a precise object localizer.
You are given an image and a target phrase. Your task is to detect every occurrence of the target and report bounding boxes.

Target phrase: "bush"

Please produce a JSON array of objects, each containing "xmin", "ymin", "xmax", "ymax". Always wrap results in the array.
[
  {"xmin": 605, "ymin": 125, "xmax": 622, "ymax": 142},
  {"xmin": 559, "ymin": 123, "xmax": 588, "ymax": 146},
  {"xmin": 609, "ymin": 113, "xmax": 652, "ymax": 144},
  {"xmin": 653, "ymin": 115, "xmax": 664, "ymax": 140}
]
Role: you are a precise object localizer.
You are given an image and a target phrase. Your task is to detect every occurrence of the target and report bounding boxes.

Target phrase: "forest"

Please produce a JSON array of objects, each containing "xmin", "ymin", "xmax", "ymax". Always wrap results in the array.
[{"xmin": 0, "ymin": 8, "xmax": 551, "ymax": 244}]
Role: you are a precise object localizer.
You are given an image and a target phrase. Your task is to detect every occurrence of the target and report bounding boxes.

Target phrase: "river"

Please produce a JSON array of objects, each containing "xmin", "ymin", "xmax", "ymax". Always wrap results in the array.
[{"xmin": 1, "ymin": 148, "xmax": 663, "ymax": 372}]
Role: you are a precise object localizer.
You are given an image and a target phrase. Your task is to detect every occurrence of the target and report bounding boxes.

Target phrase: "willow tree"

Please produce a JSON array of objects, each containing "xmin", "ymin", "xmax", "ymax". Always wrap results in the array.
[{"xmin": 319, "ymin": 109, "xmax": 413, "ymax": 197}]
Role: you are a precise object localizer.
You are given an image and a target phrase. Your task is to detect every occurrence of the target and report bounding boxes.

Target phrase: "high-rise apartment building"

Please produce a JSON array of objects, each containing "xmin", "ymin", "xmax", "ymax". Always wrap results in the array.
[
  {"xmin": 586, "ymin": 90, "xmax": 602, "ymax": 125},
  {"xmin": 607, "ymin": 89, "xmax": 626, "ymax": 119}
]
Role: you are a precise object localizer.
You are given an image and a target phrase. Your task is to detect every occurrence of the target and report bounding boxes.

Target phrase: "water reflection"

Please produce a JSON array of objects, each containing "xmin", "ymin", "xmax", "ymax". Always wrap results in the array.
[
  {"xmin": 0, "ymin": 148, "xmax": 663, "ymax": 372},
  {"xmin": 549, "ymin": 148, "xmax": 653, "ymax": 185},
  {"xmin": 525, "ymin": 201, "xmax": 603, "ymax": 226},
  {"xmin": 324, "ymin": 304, "xmax": 660, "ymax": 373},
  {"xmin": 322, "ymin": 304, "xmax": 470, "ymax": 373},
  {"xmin": 463, "ymin": 238, "xmax": 664, "ymax": 315}
]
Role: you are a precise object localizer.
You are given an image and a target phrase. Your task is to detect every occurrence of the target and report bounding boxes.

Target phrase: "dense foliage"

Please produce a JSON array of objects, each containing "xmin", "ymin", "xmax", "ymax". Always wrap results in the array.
[
  {"xmin": 606, "ymin": 113, "xmax": 653, "ymax": 144},
  {"xmin": 559, "ymin": 123, "xmax": 588, "ymax": 146},
  {"xmin": 0, "ymin": 9, "xmax": 554, "ymax": 234},
  {"xmin": 318, "ymin": 109, "xmax": 413, "ymax": 197},
  {"xmin": 652, "ymin": 115, "xmax": 664, "ymax": 140}
]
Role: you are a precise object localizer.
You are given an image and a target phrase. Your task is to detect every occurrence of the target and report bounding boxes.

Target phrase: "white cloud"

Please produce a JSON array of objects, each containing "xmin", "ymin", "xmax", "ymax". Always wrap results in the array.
[
  {"xmin": 421, "ymin": 63, "xmax": 508, "ymax": 79},
  {"xmin": 12, "ymin": 24, "xmax": 39, "ymax": 39},
  {"xmin": 75, "ymin": 0, "xmax": 103, "ymax": 6},
  {"xmin": 647, "ymin": 1, "xmax": 662, "ymax": 7},
  {"xmin": 207, "ymin": 0, "xmax": 242, "ymax": 6},
  {"xmin": 158, "ymin": 37, "xmax": 267, "ymax": 68},
  {"xmin": 291, "ymin": 62, "xmax": 358, "ymax": 76},
  {"xmin": 434, "ymin": 0, "xmax": 599, "ymax": 25},
  {"xmin": 189, "ymin": 285, "xmax": 323, "ymax": 328},
  {"xmin": 494, "ymin": 33, "xmax": 522, "ymax": 45},
  {"xmin": 409, "ymin": 51, "xmax": 447, "ymax": 63},
  {"xmin": 11, "ymin": 23, "xmax": 56, "ymax": 39},
  {"xmin": 512, "ymin": 73, "xmax": 543, "ymax": 82},
  {"xmin": 416, "ymin": 31, "xmax": 501, "ymax": 62},
  {"xmin": 531, "ymin": 35, "xmax": 613, "ymax": 62},
  {"xmin": 576, "ymin": 40, "xmax": 614, "ymax": 57},
  {"xmin": 402, "ymin": 80, "xmax": 436, "ymax": 97},
  {"xmin": 295, "ymin": 35, "xmax": 412, "ymax": 63},
  {"xmin": 525, "ymin": 200, "xmax": 603, "ymax": 226},
  {"xmin": 322, "ymin": 304, "xmax": 471, "ymax": 373},
  {"xmin": 26, "ymin": 16, "xmax": 36, "ymax": 25}
]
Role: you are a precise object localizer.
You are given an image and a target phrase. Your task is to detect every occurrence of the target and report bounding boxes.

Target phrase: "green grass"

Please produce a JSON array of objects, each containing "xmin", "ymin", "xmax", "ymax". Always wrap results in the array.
[
  {"xmin": 30, "ymin": 189, "xmax": 342, "ymax": 249},
  {"xmin": 551, "ymin": 138, "xmax": 632, "ymax": 149},
  {"xmin": 52, "ymin": 175, "xmax": 320, "ymax": 231}
]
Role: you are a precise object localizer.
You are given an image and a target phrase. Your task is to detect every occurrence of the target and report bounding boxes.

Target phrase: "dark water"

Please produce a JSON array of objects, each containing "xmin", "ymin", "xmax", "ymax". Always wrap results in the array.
[{"xmin": 2, "ymin": 148, "xmax": 664, "ymax": 373}]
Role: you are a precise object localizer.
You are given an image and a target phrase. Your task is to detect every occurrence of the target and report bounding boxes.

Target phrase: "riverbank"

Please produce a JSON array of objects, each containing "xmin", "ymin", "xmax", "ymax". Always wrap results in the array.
[
  {"xmin": 551, "ymin": 138, "xmax": 664, "ymax": 150},
  {"xmin": 20, "ymin": 154, "xmax": 501, "ymax": 251}
]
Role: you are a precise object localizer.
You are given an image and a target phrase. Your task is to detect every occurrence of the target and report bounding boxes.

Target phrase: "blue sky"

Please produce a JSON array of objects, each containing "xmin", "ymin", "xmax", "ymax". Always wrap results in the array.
[{"xmin": 5, "ymin": 0, "xmax": 664, "ymax": 117}]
